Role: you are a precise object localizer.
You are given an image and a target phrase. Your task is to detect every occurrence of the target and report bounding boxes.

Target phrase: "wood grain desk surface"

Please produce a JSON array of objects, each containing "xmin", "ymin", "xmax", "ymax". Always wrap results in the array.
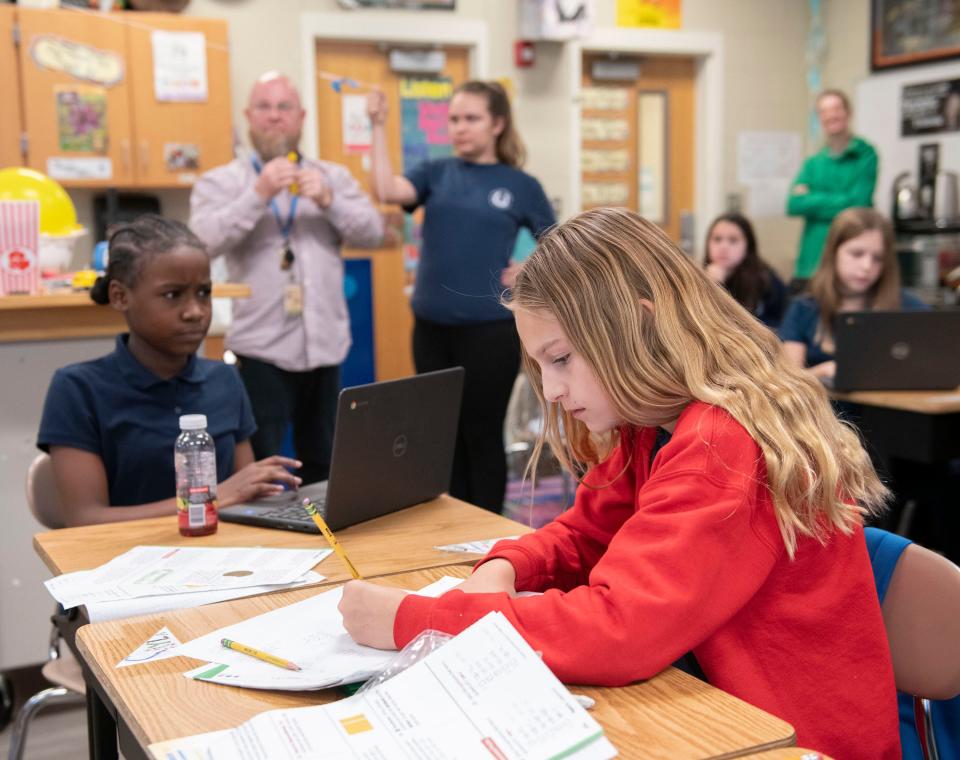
[
  {"xmin": 77, "ymin": 564, "xmax": 796, "ymax": 759},
  {"xmin": 736, "ymin": 750, "xmax": 832, "ymax": 760},
  {"xmin": 33, "ymin": 496, "xmax": 529, "ymax": 581},
  {"xmin": 0, "ymin": 283, "xmax": 250, "ymax": 311},
  {"xmin": 831, "ymin": 386, "xmax": 960, "ymax": 414}
]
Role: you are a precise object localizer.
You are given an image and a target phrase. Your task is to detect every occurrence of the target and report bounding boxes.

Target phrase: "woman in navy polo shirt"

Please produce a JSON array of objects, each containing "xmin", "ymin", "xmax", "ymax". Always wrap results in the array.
[
  {"xmin": 366, "ymin": 81, "xmax": 556, "ymax": 513},
  {"xmin": 780, "ymin": 207, "xmax": 927, "ymax": 382},
  {"xmin": 37, "ymin": 215, "xmax": 300, "ymax": 526}
]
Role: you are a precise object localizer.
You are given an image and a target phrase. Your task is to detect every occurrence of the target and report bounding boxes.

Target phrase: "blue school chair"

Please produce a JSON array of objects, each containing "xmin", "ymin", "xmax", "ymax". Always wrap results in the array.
[
  {"xmin": 9, "ymin": 453, "xmax": 86, "ymax": 760},
  {"xmin": 865, "ymin": 527, "xmax": 960, "ymax": 760}
]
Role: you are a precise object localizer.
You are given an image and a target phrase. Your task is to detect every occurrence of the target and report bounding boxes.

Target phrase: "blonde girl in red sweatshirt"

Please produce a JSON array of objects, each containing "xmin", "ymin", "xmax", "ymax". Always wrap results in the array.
[{"xmin": 339, "ymin": 207, "xmax": 900, "ymax": 759}]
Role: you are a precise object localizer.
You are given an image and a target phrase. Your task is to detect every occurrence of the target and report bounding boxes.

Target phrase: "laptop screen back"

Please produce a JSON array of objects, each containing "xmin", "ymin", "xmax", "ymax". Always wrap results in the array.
[{"xmin": 833, "ymin": 309, "xmax": 960, "ymax": 392}]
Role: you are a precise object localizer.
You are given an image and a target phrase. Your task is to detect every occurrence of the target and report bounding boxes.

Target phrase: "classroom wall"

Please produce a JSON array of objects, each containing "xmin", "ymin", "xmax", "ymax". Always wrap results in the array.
[
  {"xmin": 65, "ymin": 0, "xmax": 815, "ymax": 277},
  {"xmin": 821, "ymin": 0, "xmax": 960, "ymax": 220}
]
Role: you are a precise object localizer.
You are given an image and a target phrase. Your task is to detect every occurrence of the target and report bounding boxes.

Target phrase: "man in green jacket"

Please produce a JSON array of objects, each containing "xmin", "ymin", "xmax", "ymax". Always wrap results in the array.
[{"xmin": 787, "ymin": 89, "xmax": 878, "ymax": 286}]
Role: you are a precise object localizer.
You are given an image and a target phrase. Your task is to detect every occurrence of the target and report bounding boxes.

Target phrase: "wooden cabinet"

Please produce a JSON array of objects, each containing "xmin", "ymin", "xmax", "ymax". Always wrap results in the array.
[
  {"xmin": 14, "ymin": 8, "xmax": 231, "ymax": 188},
  {"xmin": 0, "ymin": 6, "xmax": 24, "ymax": 168}
]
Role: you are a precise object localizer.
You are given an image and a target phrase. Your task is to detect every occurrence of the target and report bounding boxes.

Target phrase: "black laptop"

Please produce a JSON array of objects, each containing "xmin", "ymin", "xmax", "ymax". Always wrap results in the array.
[
  {"xmin": 832, "ymin": 310, "xmax": 960, "ymax": 391},
  {"xmin": 219, "ymin": 368, "xmax": 464, "ymax": 532}
]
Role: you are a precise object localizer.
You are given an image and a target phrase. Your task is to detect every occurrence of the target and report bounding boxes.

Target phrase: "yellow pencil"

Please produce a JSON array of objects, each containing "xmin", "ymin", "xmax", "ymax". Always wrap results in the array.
[
  {"xmin": 302, "ymin": 498, "xmax": 363, "ymax": 580},
  {"xmin": 220, "ymin": 638, "xmax": 301, "ymax": 671},
  {"xmin": 287, "ymin": 150, "xmax": 300, "ymax": 194}
]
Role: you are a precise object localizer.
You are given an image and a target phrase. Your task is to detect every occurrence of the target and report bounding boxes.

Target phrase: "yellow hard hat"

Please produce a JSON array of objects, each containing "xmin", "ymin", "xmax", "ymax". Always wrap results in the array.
[{"xmin": 0, "ymin": 167, "xmax": 82, "ymax": 236}]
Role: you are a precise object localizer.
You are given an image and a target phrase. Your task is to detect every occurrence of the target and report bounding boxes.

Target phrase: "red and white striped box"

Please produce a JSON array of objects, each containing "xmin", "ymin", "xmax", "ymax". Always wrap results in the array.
[{"xmin": 0, "ymin": 200, "xmax": 41, "ymax": 295}]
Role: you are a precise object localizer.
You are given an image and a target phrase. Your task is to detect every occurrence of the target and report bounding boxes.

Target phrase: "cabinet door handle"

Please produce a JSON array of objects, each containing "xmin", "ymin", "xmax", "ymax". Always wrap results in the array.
[{"xmin": 140, "ymin": 141, "xmax": 150, "ymax": 175}]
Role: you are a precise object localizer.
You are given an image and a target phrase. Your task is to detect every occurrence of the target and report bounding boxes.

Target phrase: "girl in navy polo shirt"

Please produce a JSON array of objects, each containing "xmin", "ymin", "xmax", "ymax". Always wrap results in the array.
[
  {"xmin": 37, "ymin": 215, "xmax": 300, "ymax": 526},
  {"xmin": 366, "ymin": 81, "xmax": 556, "ymax": 513},
  {"xmin": 780, "ymin": 207, "xmax": 927, "ymax": 381}
]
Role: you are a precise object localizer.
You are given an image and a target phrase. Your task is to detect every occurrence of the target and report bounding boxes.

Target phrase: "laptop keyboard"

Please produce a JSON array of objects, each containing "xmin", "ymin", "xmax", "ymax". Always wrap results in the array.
[{"xmin": 257, "ymin": 495, "xmax": 326, "ymax": 525}]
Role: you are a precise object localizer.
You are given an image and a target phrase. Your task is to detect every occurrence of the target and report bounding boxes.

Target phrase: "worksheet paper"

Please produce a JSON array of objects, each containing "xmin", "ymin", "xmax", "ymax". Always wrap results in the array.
[
  {"xmin": 434, "ymin": 536, "xmax": 520, "ymax": 554},
  {"xmin": 177, "ymin": 576, "xmax": 463, "ymax": 691},
  {"xmin": 151, "ymin": 612, "xmax": 617, "ymax": 760},
  {"xmin": 45, "ymin": 546, "xmax": 330, "ymax": 609},
  {"xmin": 87, "ymin": 570, "xmax": 327, "ymax": 623}
]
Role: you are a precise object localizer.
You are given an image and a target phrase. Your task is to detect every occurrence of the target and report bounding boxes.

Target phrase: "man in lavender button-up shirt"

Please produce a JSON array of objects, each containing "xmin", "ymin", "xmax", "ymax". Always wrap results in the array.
[{"xmin": 190, "ymin": 72, "xmax": 383, "ymax": 484}]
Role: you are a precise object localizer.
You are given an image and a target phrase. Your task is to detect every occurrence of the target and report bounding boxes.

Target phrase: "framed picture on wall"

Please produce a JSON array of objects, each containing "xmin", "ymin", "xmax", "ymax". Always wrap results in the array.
[{"xmin": 871, "ymin": 0, "xmax": 960, "ymax": 71}]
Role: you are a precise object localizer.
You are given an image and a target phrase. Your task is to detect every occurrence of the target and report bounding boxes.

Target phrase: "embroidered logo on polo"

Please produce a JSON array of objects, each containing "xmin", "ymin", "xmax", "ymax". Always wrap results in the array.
[{"xmin": 488, "ymin": 188, "xmax": 513, "ymax": 210}]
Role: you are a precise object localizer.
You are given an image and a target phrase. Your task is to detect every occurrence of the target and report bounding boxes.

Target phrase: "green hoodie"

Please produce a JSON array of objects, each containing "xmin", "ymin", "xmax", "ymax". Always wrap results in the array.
[{"xmin": 786, "ymin": 135, "xmax": 878, "ymax": 279}]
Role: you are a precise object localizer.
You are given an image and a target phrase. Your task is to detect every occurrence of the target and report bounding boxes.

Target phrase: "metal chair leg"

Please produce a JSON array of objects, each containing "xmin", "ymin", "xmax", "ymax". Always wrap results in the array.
[
  {"xmin": 7, "ymin": 686, "xmax": 85, "ymax": 760},
  {"xmin": 919, "ymin": 697, "xmax": 941, "ymax": 760}
]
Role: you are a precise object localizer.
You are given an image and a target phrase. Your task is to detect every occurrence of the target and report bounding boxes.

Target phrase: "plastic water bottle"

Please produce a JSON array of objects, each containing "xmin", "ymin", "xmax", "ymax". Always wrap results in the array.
[{"xmin": 175, "ymin": 414, "xmax": 219, "ymax": 537}]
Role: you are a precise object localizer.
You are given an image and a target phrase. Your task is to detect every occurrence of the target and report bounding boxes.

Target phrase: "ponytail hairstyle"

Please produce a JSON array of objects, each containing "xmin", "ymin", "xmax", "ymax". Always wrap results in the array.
[
  {"xmin": 808, "ymin": 207, "xmax": 900, "ymax": 347},
  {"xmin": 453, "ymin": 80, "xmax": 526, "ymax": 168},
  {"xmin": 509, "ymin": 207, "xmax": 889, "ymax": 558},
  {"xmin": 703, "ymin": 212, "xmax": 770, "ymax": 312},
  {"xmin": 90, "ymin": 215, "xmax": 207, "ymax": 305}
]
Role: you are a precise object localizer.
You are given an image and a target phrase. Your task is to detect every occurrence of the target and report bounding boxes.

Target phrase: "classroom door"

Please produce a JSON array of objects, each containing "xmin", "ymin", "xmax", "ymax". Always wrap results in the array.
[
  {"xmin": 581, "ymin": 54, "xmax": 695, "ymax": 247},
  {"xmin": 314, "ymin": 41, "xmax": 469, "ymax": 381}
]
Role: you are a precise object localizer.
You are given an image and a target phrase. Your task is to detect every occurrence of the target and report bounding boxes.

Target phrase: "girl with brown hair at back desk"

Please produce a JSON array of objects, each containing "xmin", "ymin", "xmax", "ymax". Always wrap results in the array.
[
  {"xmin": 36, "ymin": 215, "xmax": 300, "ymax": 526},
  {"xmin": 780, "ymin": 207, "xmax": 928, "ymax": 382}
]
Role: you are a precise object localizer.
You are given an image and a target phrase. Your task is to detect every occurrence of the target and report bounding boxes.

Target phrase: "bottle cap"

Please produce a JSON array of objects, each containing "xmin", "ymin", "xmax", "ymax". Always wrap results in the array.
[{"xmin": 179, "ymin": 414, "xmax": 208, "ymax": 430}]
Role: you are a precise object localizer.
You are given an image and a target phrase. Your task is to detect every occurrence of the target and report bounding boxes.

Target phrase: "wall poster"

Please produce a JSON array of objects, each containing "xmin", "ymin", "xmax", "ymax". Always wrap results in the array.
[{"xmin": 901, "ymin": 77, "xmax": 960, "ymax": 135}]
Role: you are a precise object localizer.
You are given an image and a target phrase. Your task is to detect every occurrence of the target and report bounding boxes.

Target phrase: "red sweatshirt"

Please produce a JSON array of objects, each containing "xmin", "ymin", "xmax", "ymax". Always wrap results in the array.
[{"xmin": 396, "ymin": 402, "xmax": 900, "ymax": 759}]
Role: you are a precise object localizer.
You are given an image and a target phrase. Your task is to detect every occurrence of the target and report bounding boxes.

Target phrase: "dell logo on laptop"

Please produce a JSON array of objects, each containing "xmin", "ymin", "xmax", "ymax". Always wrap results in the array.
[
  {"xmin": 392, "ymin": 435, "xmax": 408, "ymax": 457},
  {"xmin": 890, "ymin": 342, "xmax": 911, "ymax": 361}
]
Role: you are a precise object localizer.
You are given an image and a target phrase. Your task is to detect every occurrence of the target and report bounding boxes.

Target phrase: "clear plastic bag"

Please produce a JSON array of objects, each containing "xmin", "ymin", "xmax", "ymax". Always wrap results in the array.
[{"xmin": 355, "ymin": 629, "xmax": 453, "ymax": 697}]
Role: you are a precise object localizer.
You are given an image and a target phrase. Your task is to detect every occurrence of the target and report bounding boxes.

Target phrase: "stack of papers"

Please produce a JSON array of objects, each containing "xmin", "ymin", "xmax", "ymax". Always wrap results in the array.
[
  {"xmin": 176, "ymin": 576, "xmax": 462, "ymax": 691},
  {"xmin": 152, "ymin": 611, "xmax": 617, "ymax": 760},
  {"xmin": 45, "ymin": 546, "xmax": 331, "ymax": 622}
]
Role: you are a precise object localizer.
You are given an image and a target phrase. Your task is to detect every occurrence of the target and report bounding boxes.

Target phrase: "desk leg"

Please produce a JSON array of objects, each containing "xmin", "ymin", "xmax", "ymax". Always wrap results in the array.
[{"xmin": 86, "ymin": 684, "xmax": 118, "ymax": 760}]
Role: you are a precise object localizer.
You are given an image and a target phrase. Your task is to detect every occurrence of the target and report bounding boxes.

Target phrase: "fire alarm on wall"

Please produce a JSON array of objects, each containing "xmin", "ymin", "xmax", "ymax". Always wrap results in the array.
[{"xmin": 514, "ymin": 40, "xmax": 536, "ymax": 68}]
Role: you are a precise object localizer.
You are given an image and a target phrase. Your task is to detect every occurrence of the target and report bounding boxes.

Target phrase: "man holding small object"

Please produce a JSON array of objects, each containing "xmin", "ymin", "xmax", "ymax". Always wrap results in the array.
[{"xmin": 191, "ymin": 71, "xmax": 383, "ymax": 484}]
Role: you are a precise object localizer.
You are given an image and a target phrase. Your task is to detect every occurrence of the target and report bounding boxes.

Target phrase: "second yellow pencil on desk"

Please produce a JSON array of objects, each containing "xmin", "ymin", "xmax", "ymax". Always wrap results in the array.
[
  {"xmin": 220, "ymin": 638, "xmax": 301, "ymax": 671},
  {"xmin": 302, "ymin": 498, "xmax": 363, "ymax": 580}
]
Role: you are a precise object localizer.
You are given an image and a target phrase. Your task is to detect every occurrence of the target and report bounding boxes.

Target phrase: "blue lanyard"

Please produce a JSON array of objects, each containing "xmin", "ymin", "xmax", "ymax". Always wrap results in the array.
[{"xmin": 251, "ymin": 157, "xmax": 299, "ymax": 242}]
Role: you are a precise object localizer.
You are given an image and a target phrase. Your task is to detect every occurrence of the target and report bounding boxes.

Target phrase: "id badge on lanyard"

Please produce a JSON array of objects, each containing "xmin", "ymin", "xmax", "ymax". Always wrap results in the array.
[{"xmin": 252, "ymin": 156, "xmax": 303, "ymax": 318}]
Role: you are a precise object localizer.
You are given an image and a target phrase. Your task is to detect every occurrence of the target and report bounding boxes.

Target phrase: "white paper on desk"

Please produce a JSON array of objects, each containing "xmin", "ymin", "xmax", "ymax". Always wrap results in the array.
[
  {"xmin": 434, "ymin": 535, "xmax": 520, "ymax": 554},
  {"xmin": 177, "ymin": 576, "xmax": 464, "ymax": 691},
  {"xmin": 117, "ymin": 626, "xmax": 183, "ymax": 668},
  {"xmin": 45, "ymin": 546, "xmax": 330, "ymax": 609},
  {"xmin": 150, "ymin": 612, "xmax": 617, "ymax": 760},
  {"xmin": 87, "ymin": 570, "xmax": 327, "ymax": 623}
]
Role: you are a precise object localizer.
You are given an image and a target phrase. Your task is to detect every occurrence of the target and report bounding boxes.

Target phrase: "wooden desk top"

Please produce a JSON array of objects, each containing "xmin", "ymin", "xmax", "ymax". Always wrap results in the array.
[
  {"xmin": 33, "ymin": 496, "xmax": 528, "ymax": 582},
  {"xmin": 0, "ymin": 283, "xmax": 249, "ymax": 342},
  {"xmin": 831, "ymin": 386, "xmax": 960, "ymax": 414},
  {"xmin": 77, "ymin": 565, "xmax": 795, "ymax": 759},
  {"xmin": 0, "ymin": 283, "xmax": 250, "ymax": 312},
  {"xmin": 736, "ymin": 751, "xmax": 831, "ymax": 760}
]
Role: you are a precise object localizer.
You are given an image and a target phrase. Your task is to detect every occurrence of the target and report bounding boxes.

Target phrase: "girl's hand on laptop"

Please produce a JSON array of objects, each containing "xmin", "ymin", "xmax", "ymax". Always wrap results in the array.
[
  {"xmin": 219, "ymin": 456, "xmax": 303, "ymax": 507},
  {"xmin": 339, "ymin": 581, "xmax": 406, "ymax": 649},
  {"xmin": 455, "ymin": 558, "xmax": 518, "ymax": 597}
]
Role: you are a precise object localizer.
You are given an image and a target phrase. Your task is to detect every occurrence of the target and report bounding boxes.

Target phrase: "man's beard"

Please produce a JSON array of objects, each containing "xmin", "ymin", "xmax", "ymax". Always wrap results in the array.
[{"xmin": 249, "ymin": 129, "xmax": 300, "ymax": 161}]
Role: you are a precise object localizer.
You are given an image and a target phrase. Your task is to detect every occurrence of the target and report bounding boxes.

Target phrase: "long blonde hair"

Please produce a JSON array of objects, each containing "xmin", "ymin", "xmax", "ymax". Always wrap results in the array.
[
  {"xmin": 809, "ymin": 207, "xmax": 901, "ymax": 346},
  {"xmin": 510, "ymin": 207, "xmax": 888, "ymax": 557}
]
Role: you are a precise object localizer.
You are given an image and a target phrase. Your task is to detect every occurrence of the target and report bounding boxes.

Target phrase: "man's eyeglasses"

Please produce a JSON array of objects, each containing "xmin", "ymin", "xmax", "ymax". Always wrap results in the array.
[{"xmin": 251, "ymin": 102, "xmax": 298, "ymax": 114}]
